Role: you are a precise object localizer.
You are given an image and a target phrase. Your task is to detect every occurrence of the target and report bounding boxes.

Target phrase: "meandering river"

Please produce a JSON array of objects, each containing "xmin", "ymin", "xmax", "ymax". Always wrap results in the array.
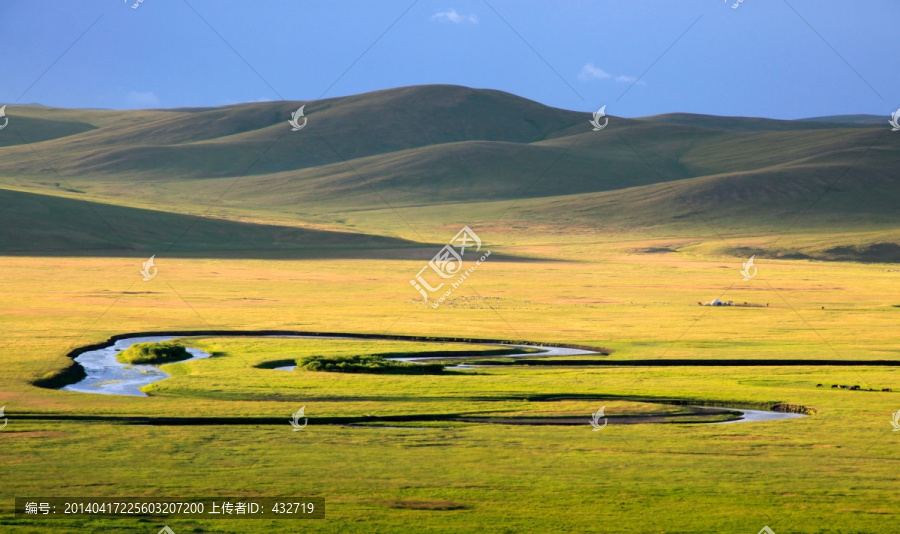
[
  {"xmin": 59, "ymin": 334, "xmax": 807, "ymax": 424},
  {"xmin": 61, "ymin": 336, "xmax": 210, "ymax": 396}
]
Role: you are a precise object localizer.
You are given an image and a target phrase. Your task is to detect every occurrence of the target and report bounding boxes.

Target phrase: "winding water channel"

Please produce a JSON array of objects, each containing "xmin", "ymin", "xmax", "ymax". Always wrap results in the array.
[
  {"xmin": 61, "ymin": 336, "xmax": 210, "ymax": 396},
  {"xmin": 60, "ymin": 334, "xmax": 806, "ymax": 424}
]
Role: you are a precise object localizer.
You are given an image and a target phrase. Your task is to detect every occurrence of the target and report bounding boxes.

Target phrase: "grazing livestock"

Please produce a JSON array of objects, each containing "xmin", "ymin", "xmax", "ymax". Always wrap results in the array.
[
  {"xmin": 816, "ymin": 384, "xmax": 823, "ymax": 387},
  {"xmin": 850, "ymin": 385, "xmax": 861, "ymax": 390},
  {"xmin": 883, "ymin": 388, "xmax": 893, "ymax": 393}
]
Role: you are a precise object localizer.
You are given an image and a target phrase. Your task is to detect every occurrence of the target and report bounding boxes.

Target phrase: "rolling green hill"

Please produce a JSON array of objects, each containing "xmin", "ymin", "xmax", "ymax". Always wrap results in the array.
[
  {"xmin": 635, "ymin": 112, "xmax": 883, "ymax": 131},
  {"xmin": 0, "ymin": 84, "xmax": 896, "ymax": 260}
]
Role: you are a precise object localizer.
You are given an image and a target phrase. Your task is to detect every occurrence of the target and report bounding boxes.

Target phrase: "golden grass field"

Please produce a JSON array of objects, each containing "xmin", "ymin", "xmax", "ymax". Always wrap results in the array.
[{"xmin": 1, "ymin": 239, "xmax": 898, "ymax": 532}]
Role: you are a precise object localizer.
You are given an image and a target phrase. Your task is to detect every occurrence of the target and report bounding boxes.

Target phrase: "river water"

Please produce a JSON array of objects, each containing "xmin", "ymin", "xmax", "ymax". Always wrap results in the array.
[
  {"xmin": 58, "ymin": 334, "xmax": 807, "ymax": 424},
  {"xmin": 61, "ymin": 336, "xmax": 210, "ymax": 396}
]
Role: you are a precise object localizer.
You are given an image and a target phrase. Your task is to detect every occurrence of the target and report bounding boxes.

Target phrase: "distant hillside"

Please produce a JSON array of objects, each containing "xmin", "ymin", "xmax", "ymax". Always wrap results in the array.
[
  {"xmin": 800, "ymin": 114, "xmax": 885, "ymax": 125},
  {"xmin": 635, "ymin": 112, "xmax": 879, "ymax": 131},
  {"xmin": 0, "ymin": 85, "xmax": 586, "ymax": 179},
  {"xmin": 0, "ymin": 85, "xmax": 896, "ymax": 261}
]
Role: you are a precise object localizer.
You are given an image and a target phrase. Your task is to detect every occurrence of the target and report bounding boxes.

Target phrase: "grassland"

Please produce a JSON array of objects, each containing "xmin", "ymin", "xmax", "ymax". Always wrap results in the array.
[
  {"xmin": 1, "ymin": 86, "xmax": 898, "ymax": 532},
  {"xmin": 1, "ymin": 246, "xmax": 898, "ymax": 533}
]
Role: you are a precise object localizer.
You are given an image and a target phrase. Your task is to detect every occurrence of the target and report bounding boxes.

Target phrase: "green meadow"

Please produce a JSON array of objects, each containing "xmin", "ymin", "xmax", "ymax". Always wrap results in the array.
[
  {"xmin": 1, "ymin": 86, "xmax": 899, "ymax": 532},
  {"xmin": 2, "ymin": 250, "xmax": 898, "ymax": 533}
]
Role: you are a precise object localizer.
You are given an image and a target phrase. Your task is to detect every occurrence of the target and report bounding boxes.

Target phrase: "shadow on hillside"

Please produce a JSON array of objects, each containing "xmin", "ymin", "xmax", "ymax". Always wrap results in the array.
[{"xmin": 0, "ymin": 188, "xmax": 547, "ymax": 261}]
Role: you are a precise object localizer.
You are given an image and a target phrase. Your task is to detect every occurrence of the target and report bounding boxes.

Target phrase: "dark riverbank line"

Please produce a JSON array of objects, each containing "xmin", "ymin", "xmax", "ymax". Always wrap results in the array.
[
  {"xmin": 6, "ymin": 401, "xmax": 810, "ymax": 426},
  {"xmin": 479, "ymin": 359, "xmax": 900, "ymax": 367},
  {"xmin": 5, "ymin": 410, "xmax": 740, "ymax": 427}
]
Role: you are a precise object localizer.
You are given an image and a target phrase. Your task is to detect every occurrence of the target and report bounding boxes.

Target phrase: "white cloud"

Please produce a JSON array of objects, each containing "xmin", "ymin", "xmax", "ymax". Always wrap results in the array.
[
  {"xmin": 578, "ymin": 63, "xmax": 611, "ymax": 81},
  {"xmin": 615, "ymin": 75, "xmax": 646, "ymax": 85},
  {"xmin": 578, "ymin": 63, "xmax": 646, "ymax": 85},
  {"xmin": 221, "ymin": 97, "xmax": 274, "ymax": 106},
  {"xmin": 125, "ymin": 91, "xmax": 160, "ymax": 108},
  {"xmin": 431, "ymin": 9, "xmax": 478, "ymax": 23}
]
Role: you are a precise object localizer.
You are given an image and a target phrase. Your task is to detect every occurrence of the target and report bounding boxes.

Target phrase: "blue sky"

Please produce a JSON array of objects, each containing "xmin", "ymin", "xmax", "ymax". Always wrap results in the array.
[{"xmin": 2, "ymin": 0, "xmax": 897, "ymax": 119}]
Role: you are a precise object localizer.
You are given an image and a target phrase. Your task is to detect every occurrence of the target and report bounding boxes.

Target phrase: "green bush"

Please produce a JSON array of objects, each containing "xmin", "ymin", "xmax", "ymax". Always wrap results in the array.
[
  {"xmin": 298, "ymin": 354, "xmax": 443, "ymax": 374},
  {"xmin": 116, "ymin": 341, "xmax": 192, "ymax": 365}
]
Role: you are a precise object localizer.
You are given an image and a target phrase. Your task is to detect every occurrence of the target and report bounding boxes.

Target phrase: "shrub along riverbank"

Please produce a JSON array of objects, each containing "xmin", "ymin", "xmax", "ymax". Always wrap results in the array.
[
  {"xmin": 298, "ymin": 354, "xmax": 444, "ymax": 374},
  {"xmin": 116, "ymin": 342, "xmax": 192, "ymax": 365}
]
